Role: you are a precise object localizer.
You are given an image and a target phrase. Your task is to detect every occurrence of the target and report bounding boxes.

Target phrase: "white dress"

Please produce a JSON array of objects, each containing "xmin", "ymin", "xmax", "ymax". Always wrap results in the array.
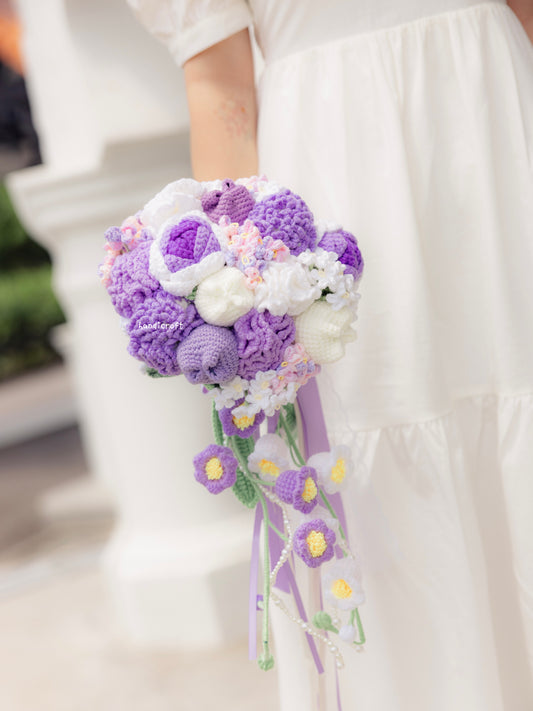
[{"xmin": 126, "ymin": 1, "xmax": 533, "ymax": 709}]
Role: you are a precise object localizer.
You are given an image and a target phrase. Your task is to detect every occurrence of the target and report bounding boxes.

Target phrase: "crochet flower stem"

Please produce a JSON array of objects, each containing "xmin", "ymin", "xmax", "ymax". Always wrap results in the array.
[
  {"xmin": 278, "ymin": 409, "xmax": 305, "ymax": 467},
  {"xmin": 352, "ymin": 608, "xmax": 366, "ymax": 646},
  {"xmin": 277, "ymin": 406, "xmax": 347, "ymax": 543},
  {"xmin": 227, "ymin": 433, "xmax": 274, "ymax": 670}
]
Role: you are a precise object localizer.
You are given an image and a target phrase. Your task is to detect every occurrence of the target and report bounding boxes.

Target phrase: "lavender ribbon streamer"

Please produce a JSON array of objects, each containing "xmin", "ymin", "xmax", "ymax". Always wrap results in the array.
[
  {"xmin": 297, "ymin": 379, "xmax": 350, "ymax": 545},
  {"xmin": 248, "ymin": 503, "xmax": 262, "ymax": 660}
]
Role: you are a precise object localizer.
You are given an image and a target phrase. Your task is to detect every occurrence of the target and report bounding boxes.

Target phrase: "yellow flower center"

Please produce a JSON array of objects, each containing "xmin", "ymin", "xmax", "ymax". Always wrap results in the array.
[
  {"xmin": 330, "ymin": 458, "xmax": 346, "ymax": 484},
  {"xmin": 301, "ymin": 477, "xmax": 317, "ymax": 503},
  {"xmin": 232, "ymin": 414, "xmax": 255, "ymax": 431},
  {"xmin": 259, "ymin": 459, "xmax": 280, "ymax": 477},
  {"xmin": 306, "ymin": 530, "xmax": 327, "ymax": 558},
  {"xmin": 205, "ymin": 457, "xmax": 224, "ymax": 480},
  {"xmin": 331, "ymin": 578, "xmax": 353, "ymax": 600}
]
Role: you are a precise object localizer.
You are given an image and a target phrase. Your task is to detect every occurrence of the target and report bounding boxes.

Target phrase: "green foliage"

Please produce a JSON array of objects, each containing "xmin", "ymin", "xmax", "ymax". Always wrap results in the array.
[
  {"xmin": 0, "ymin": 184, "xmax": 49, "ymax": 271},
  {"xmin": 211, "ymin": 402, "xmax": 224, "ymax": 445},
  {"xmin": 232, "ymin": 469, "xmax": 258, "ymax": 508},
  {"xmin": 0, "ymin": 265, "xmax": 65, "ymax": 380}
]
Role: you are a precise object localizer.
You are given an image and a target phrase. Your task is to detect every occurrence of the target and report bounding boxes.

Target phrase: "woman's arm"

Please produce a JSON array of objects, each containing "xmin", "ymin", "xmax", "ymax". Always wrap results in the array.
[
  {"xmin": 183, "ymin": 28, "xmax": 259, "ymax": 181},
  {"xmin": 508, "ymin": 0, "xmax": 533, "ymax": 42}
]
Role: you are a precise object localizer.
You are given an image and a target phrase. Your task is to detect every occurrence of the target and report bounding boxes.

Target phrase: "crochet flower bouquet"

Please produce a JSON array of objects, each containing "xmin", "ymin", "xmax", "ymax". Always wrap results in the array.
[{"xmin": 100, "ymin": 175, "xmax": 366, "ymax": 673}]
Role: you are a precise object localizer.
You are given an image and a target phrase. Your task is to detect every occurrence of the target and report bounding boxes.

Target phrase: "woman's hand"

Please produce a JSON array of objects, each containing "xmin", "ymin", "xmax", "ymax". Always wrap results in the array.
[
  {"xmin": 183, "ymin": 28, "xmax": 258, "ymax": 181},
  {"xmin": 508, "ymin": 0, "xmax": 533, "ymax": 43}
]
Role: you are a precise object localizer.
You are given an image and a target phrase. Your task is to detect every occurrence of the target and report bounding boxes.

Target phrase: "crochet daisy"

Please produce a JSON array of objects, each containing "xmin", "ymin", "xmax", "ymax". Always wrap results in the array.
[{"xmin": 321, "ymin": 558, "xmax": 365, "ymax": 611}]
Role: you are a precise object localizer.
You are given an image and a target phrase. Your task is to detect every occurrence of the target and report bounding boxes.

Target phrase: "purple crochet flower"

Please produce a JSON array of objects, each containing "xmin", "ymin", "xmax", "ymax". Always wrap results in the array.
[
  {"xmin": 107, "ymin": 240, "xmax": 160, "ymax": 319},
  {"xmin": 275, "ymin": 466, "xmax": 319, "ymax": 514},
  {"xmin": 233, "ymin": 309, "xmax": 296, "ymax": 380},
  {"xmin": 294, "ymin": 519, "xmax": 336, "ymax": 568},
  {"xmin": 248, "ymin": 189, "xmax": 316, "ymax": 256},
  {"xmin": 318, "ymin": 230, "xmax": 364, "ymax": 280},
  {"xmin": 127, "ymin": 290, "xmax": 203, "ymax": 375},
  {"xmin": 193, "ymin": 443, "xmax": 238, "ymax": 494},
  {"xmin": 176, "ymin": 323, "xmax": 239, "ymax": 384},
  {"xmin": 201, "ymin": 178, "xmax": 255, "ymax": 224},
  {"xmin": 218, "ymin": 398, "xmax": 265, "ymax": 438},
  {"xmin": 160, "ymin": 217, "xmax": 221, "ymax": 273}
]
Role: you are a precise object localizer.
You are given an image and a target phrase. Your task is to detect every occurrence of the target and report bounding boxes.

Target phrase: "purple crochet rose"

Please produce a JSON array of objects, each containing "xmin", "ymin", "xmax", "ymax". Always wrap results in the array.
[
  {"xmin": 107, "ymin": 240, "xmax": 160, "ymax": 319},
  {"xmin": 275, "ymin": 466, "xmax": 319, "ymax": 514},
  {"xmin": 159, "ymin": 217, "xmax": 221, "ymax": 273},
  {"xmin": 201, "ymin": 178, "xmax": 255, "ymax": 224},
  {"xmin": 294, "ymin": 519, "xmax": 336, "ymax": 568},
  {"xmin": 176, "ymin": 323, "xmax": 239, "ymax": 384},
  {"xmin": 233, "ymin": 309, "xmax": 296, "ymax": 380},
  {"xmin": 318, "ymin": 229, "xmax": 364, "ymax": 280},
  {"xmin": 218, "ymin": 398, "xmax": 265, "ymax": 438},
  {"xmin": 247, "ymin": 189, "xmax": 316, "ymax": 256},
  {"xmin": 127, "ymin": 290, "xmax": 203, "ymax": 375},
  {"xmin": 193, "ymin": 443, "xmax": 238, "ymax": 494}
]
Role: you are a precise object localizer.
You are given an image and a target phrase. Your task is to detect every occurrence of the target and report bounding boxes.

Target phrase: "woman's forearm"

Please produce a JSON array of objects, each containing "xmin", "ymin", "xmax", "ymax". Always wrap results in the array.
[
  {"xmin": 183, "ymin": 28, "xmax": 259, "ymax": 181},
  {"xmin": 508, "ymin": 0, "xmax": 533, "ymax": 42}
]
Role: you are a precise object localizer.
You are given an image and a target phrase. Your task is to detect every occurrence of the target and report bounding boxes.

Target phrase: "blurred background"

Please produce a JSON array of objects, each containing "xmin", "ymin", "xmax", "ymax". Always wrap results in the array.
[{"xmin": 0, "ymin": 1, "xmax": 276, "ymax": 708}]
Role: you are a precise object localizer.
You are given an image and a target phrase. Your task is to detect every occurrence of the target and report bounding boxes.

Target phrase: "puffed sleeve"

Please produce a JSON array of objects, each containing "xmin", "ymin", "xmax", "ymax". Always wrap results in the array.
[{"xmin": 126, "ymin": 0, "xmax": 253, "ymax": 66}]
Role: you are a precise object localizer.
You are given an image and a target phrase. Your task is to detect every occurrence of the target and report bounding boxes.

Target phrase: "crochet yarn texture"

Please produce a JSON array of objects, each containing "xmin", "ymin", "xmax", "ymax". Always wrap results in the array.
[
  {"xmin": 201, "ymin": 178, "xmax": 255, "ymax": 224},
  {"xmin": 233, "ymin": 309, "xmax": 296, "ymax": 380},
  {"xmin": 176, "ymin": 323, "xmax": 239, "ymax": 384},
  {"xmin": 127, "ymin": 290, "xmax": 203, "ymax": 376},
  {"xmin": 248, "ymin": 188, "xmax": 317, "ymax": 256},
  {"xmin": 108, "ymin": 240, "xmax": 159, "ymax": 319},
  {"xmin": 318, "ymin": 229, "xmax": 364, "ymax": 280}
]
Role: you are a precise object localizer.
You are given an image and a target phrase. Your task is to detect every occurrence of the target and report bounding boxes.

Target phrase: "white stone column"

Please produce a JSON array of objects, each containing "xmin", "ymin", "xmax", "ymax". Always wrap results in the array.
[{"xmin": 8, "ymin": 0, "xmax": 251, "ymax": 647}]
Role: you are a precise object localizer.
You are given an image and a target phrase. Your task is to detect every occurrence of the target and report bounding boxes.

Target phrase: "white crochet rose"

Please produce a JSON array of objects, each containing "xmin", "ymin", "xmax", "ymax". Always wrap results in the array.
[
  {"xmin": 295, "ymin": 301, "xmax": 356, "ymax": 363},
  {"xmin": 149, "ymin": 210, "xmax": 225, "ymax": 297},
  {"xmin": 141, "ymin": 178, "xmax": 222, "ymax": 232},
  {"xmin": 254, "ymin": 259, "xmax": 321, "ymax": 316},
  {"xmin": 195, "ymin": 267, "xmax": 254, "ymax": 326}
]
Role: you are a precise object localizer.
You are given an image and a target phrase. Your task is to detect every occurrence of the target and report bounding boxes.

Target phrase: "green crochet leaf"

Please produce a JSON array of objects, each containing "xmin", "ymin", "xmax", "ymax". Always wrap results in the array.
[
  {"xmin": 184, "ymin": 286, "xmax": 198, "ymax": 301},
  {"xmin": 312, "ymin": 611, "xmax": 339, "ymax": 634},
  {"xmin": 283, "ymin": 403, "xmax": 297, "ymax": 432},
  {"xmin": 145, "ymin": 367, "xmax": 168, "ymax": 378},
  {"xmin": 211, "ymin": 402, "xmax": 224, "ymax": 445},
  {"xmin": 232, "ymin": 434, "xmax": 255, "ymax": 461},
  {"xmin": 232, "ymin": 469, "xmax": 258, "ymax": 508}
]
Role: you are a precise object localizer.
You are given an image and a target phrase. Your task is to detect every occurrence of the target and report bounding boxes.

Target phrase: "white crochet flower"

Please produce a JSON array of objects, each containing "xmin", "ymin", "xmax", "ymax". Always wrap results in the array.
[
  {"xmin": 195, "ymin": 267, "xmax": 254, "ymax": 326},
  {"xmin": 325, "ymin": 275, "xmax": 361, "ymax": 312},
  {"xmin": 149, "ymin": 210, "xmax": 225, "ymax": 297},
  {"xmin": 298, "ymin": 247, "xmax": 346, "ymax": 291},
  {"xmin": 307, "ymin": 444, "xmax": 353, "ymax": 494},
  {"xmin": 141, "ymin": 179, "xmax": 220, "ymax": 232},
  {"xmin": 254, "ymin": 259, "xmax": 321, "ymax": 316},
  {"xmin": 295, "ymin": 301, "xmax": 356, "ymax": 364},
  {"xmin": 247, "ymin": 433, "xmax": 292, "ymax": 482},
  {"xmin": 339, "ymin": 625, "xmax": 357, "ymax": 643},
  {"xmin": 212, "ymin": 375, "xmax": 248, "ymax": 410},
  {"xmin": 322, "ymin": 558, "xmax": 365, "ymax": 611}
]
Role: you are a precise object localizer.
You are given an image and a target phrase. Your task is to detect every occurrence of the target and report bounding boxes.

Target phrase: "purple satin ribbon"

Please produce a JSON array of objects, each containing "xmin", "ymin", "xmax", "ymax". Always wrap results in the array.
[
  {"xmin": 297, "ymin": 378, "xmax": 349, "ymax": 547},
  {"xmin": 248, "ymin": 378, "xmax": 346, "ymax": 688},
  {"xmin": 248, "ymin": 502, "xmax": 263, "ymax": 660}
]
